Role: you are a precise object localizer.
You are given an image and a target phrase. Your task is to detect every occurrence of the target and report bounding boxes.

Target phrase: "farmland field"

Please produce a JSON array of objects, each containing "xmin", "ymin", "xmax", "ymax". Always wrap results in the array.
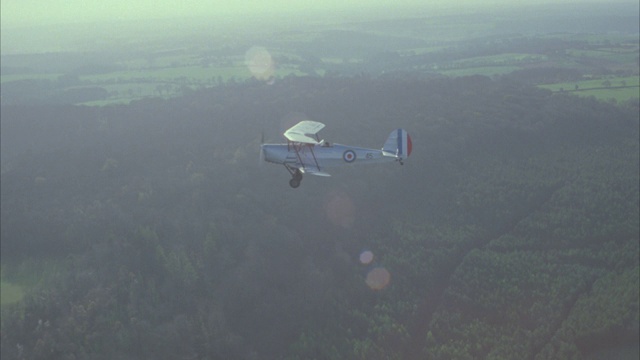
[
  {"xmin": 442, "ymin": 66, "xmax": 521, "ymax": 77},
  {"xmin": 1, "ymin": 8, "xmax": 638, "ymax": 107},
  {"xmin": 0, "ymin": 280, "xmax": 23, "ymax": 307},
  {"xmin": 539, "ymin": 75, "xmax": 640, "ymax": 102}
]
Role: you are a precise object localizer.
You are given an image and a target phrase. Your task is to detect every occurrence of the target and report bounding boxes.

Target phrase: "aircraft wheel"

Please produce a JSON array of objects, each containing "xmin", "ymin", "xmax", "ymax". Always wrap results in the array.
[{"xmin": 289, "ymin": 178, "xmax": 301, "ymax": 188}]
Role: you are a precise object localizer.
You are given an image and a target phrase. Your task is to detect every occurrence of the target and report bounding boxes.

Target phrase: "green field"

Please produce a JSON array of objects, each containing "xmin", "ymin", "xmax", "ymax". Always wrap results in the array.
[
  {"xmin": 566, "ymin": 48, "xmax": 640, "ymax": 64},
  {"xmin": 0, "ymin": 280, "xmax": 24, "ymax": 307},
  {"xmin": 82, "ymin": 65, "xmax": 249, "ymax": 83},
  {"xmin": 442, "ymin": 66, "xmax": 521, "ymax": 77},
  {"xmin": 451, "ymin": 53, "xmax": 549, "ymax": 67},
  {"xmin": 0, "ymin": 260, "xmax": 66, "ymax": 308},
  {"xmin": 1, "ymin": 16, "xmax": 638, "ymax": 107},
  {"xmin": 539, "ymin": 76, "xmax": 640, "ymax": 102},
  {"xmin": 74, "ymin": 64, "xmax": 305, "ymax": 105},
  {"xmin": 0, "ymin": 73, "xmax": 63, "ymax": 83}
]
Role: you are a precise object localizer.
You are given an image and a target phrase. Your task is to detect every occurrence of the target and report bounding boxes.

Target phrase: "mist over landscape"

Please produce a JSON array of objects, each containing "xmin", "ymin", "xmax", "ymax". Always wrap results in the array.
[{"xmin": 1, "ymin": 1, "xmax": 639, "ymax": 359}]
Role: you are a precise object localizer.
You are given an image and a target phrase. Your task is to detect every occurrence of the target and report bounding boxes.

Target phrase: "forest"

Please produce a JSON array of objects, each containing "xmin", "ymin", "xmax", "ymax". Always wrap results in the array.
[{"xmin": 1, "ymin": 71, "xmax": 638, "ymax": 359}]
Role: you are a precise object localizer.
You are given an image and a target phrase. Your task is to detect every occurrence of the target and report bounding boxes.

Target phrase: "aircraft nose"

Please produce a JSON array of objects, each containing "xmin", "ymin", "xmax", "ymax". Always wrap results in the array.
[{"xmin": 261, "ymin": 144, "xmax": 284, "ymax": 163}]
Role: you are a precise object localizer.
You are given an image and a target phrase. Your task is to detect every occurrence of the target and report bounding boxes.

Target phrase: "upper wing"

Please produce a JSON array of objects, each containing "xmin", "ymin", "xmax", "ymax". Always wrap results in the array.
[{"xmin": 284, "ymin": 120, "xmax": 325, "ymax": 144}]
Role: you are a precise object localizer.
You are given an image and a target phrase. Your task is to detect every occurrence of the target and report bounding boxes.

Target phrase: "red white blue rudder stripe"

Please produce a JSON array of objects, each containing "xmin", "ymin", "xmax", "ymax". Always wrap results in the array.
[{"xmin": 383, "ymin": 128, "xmax": 412, "ymax": 158}]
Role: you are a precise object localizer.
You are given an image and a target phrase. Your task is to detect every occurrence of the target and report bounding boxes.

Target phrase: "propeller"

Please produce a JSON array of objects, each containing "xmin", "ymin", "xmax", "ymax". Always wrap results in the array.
[{"xmin": 258, "ymin": 131, "xmax": 265, "ymax": 166}]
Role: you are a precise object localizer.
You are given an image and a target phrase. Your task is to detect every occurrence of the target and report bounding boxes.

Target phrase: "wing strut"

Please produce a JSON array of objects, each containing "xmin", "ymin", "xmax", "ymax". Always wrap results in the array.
[{"xmin": 289, "ymin": 141, "xmax": 322, "ymax": 173}]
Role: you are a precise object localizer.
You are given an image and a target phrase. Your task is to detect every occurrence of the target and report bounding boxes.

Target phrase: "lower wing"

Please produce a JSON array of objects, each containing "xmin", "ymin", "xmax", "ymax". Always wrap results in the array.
[{"xmin": 298, "ymin": 164, "xmax": 331, "ymax": 177}]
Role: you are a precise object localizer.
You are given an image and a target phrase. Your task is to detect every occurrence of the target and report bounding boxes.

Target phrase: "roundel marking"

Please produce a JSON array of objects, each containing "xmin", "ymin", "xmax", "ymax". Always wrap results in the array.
[{"xmin": 343, "ymin": 150, "xmax": 356, "ymax": 163}]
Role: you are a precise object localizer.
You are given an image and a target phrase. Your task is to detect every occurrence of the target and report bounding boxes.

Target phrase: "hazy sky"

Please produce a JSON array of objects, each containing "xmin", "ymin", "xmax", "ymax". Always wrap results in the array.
[{"xmin": 1, "ymin": 0, "xmax": 608, "ymax": 29}]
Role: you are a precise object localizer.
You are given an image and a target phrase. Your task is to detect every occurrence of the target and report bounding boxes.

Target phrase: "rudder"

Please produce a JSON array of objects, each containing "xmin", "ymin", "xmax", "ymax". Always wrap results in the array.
[{"xmin": 382, "ymin": 128, "xmax": 412, "ymax": 158}]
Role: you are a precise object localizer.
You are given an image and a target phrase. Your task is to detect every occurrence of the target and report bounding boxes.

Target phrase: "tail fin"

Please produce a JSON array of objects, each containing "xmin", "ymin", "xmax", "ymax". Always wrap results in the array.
[{"xmin": 382, "ymin": 128, "xmax": 412, "ymax": 159}]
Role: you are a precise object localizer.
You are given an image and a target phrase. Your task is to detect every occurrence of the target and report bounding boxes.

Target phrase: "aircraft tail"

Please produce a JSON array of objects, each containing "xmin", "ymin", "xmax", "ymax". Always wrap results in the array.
[{"xmin": 382, "ymin": 128, "xmax": 412, "ymax": 159}]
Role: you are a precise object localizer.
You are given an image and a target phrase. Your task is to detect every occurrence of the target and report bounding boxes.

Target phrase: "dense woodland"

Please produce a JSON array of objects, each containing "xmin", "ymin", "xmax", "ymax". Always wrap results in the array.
[{"xmin": 1, "ymin": 73, "xmax": 639, "ymax": 359}]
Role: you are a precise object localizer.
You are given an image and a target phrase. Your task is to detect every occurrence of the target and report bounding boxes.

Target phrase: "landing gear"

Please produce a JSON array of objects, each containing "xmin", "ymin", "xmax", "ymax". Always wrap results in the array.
[
  {"xmin": 289, "ymin": 178, "xmax": 301, "ymax": 188},
  {"xmin": 287, "ymin": 167, "xmax": 303, "ymax": 188}
]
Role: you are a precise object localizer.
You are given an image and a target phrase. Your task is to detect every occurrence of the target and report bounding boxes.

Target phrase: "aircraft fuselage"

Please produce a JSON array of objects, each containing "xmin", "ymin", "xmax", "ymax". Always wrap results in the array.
[{"xmin": 261, "ymin": 142, "xmax": 397, "ymax": 169}]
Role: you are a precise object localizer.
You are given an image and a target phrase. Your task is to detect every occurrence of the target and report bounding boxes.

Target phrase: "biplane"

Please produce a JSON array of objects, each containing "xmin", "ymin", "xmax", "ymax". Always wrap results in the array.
[{"xmin": 261, "ymin": 120, "xmax": 412, "ymax": 188}]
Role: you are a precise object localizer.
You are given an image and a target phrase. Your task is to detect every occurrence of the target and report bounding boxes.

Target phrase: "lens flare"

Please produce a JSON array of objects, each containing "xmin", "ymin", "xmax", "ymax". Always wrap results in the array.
[
  {"xmin": 359, "ymin": 250, "xmax": 374, "ymax": 264},
  {"xmin": 245, "ymin": 46, "xmax": 275, "ymax": 81},
  {"xmin": 366, "ymin": 267, "xmax": 391, "ymax": 290},
  {"xmin": 325, "ymin": 191, "xmax": 355, "ymax": 228}
]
